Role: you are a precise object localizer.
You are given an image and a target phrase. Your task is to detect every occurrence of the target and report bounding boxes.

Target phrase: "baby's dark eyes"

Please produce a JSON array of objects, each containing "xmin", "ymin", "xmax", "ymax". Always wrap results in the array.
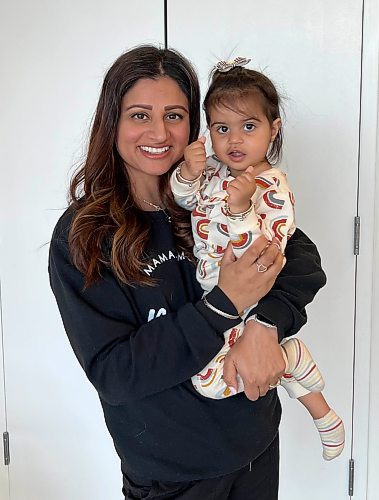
[{"xmin": 216, "ymin": 125, "xmax": 229, "ymax": 134}]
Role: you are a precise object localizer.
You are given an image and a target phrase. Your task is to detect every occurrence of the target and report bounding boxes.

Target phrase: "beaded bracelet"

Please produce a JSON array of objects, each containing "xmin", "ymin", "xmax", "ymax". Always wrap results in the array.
[
  {"xmin": 224, "ymin": 201, "xmax": 254, "ymax": 221},
  {"xmin": 175, "ymin": 161, "xmax": 203, "ymax": 188}
]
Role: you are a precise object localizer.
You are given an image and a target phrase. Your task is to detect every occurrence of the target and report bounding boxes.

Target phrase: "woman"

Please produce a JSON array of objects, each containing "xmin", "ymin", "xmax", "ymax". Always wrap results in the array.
[{"xmin": 49, "ymin": 45, "xmax": 326, "ymax": 500}]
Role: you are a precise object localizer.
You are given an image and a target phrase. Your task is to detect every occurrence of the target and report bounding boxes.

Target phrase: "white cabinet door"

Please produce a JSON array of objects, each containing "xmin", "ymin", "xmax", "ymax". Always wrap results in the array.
[
  {"xmin": 0, "ymin": 283, "xmax": 9, "ymax": 500},
  {"xmin": 0, "ymin": 1, "xmax": 163, "ymax": 499},
  {"xmin": 168, "ymin": 1, "xmax": 361, "ymax": 499}
]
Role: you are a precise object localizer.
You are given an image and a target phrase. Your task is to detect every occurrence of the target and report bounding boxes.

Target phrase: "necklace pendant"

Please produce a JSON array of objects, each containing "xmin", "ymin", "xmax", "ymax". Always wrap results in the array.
[
  {"xmin": 140, "ymin": 197, "xmax": 171, "ymax": 223},
  {"xmin": 160, "ymin": 209, "xmax": 171, "ymax": 224}
]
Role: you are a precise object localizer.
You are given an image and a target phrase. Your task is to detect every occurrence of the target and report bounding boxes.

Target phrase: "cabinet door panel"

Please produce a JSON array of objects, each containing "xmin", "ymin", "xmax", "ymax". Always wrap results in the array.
[
  {"xmin": 0, "ymin": 286, "xmax": 9, "ymax": 499},
  {"xmin": 168, "ymin": 1, "xmax": 361, "ymax": 498}
]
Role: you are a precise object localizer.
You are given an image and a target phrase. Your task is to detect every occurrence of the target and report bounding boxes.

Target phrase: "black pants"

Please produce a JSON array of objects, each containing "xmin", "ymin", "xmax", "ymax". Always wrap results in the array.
[{"xmin": 123, "ymin": 434, "xmax": 279, "ymax": 500}]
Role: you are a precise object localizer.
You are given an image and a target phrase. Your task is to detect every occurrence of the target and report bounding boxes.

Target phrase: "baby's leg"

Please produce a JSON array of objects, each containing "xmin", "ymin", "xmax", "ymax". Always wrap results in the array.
[
  {"xmin": 279, "ymin": 342, "xmax": 345, "ymax": 461},
  {"xmin": 298, "ymin": 392, "xmax": 345, "ymax": 461},
  {"xmin": 281, "ymin": 338, "xmax": 325, "ymax": 392},
  {"xmin": 191, "ymin": 323, "xmax": 244, "ymax": 399}
]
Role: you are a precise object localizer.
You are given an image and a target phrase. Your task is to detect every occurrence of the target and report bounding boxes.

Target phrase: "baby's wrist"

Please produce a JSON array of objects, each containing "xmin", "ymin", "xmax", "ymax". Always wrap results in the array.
[
  {"xmin": 227, "ymin": 201, "xmax": 251, "ymax": 214},
  {"xmin": 224, "ymin": 201, "xmax": 253, "ymax": 221},
  {"xmin": 178, "ymin": 161, "xmax": 202, "ymax": 181}
]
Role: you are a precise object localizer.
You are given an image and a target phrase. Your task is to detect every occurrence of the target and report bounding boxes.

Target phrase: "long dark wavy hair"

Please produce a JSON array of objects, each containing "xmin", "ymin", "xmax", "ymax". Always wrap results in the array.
[{"xmin": 69, "ymin": 45, "xmax": 200, "ymax": 287}]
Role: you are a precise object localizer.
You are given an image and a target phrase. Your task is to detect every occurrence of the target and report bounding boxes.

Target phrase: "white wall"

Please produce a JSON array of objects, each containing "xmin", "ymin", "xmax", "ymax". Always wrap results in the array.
[
  {"xmin": 0, "ymin": 281, "xmax": 9, "ymax": 499},
  {"xmin": 353, "ymin": 0, "xmax": 379, "ymax": 497},
  {"xmin": 368, "ymin": 132, "xmax": 379, "ymax": 500},
  {"xmin": 0, "ymin": 2, "xmax": 163, "ymax": 499},
  {"xmin": 367, "ymin": 31, "xmax": 379, "ymax": 498},
  {"xmin": 168, "ymin": 2, "xmax": 372, "ymax": 499}
]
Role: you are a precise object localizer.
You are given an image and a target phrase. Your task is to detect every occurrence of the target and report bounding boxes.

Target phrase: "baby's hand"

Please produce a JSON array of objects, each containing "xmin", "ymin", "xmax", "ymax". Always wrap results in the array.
[
  {"xmin": 226, "ymin": 166, "xmax": 256, "ymax": 213},
  {"xmin": 180, "ymin": 136, "xmax": 207, "ymax": 180}
]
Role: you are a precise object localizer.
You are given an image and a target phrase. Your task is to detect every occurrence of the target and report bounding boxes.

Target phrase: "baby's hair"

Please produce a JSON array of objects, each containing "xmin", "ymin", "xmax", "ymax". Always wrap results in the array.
[{"xmin": 203, "ymin": 65, "xmax": 283, "ymax": 164}]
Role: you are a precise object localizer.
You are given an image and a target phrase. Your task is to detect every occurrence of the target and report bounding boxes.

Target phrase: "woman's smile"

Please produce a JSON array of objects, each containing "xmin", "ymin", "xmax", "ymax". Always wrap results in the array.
[{"xmin": 138, "ymin": 145, "xmax": 172, "ymax": 158}]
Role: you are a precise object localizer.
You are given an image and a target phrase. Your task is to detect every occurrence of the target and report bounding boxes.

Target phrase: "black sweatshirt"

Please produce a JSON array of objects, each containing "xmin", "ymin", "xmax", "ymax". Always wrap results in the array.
[{"xmin": 48, "ymin": 207, "xmax": 326, "ymax": 483}]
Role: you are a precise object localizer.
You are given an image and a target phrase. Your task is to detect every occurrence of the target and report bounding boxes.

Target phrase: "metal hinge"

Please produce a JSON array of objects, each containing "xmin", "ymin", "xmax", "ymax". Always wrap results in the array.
[
  {"xmin": 354, "ymin": 216, "xmax": 360, "ymax": 255},
  {"xmin": 349, "ymin": 458, "xmax": 355, "ymax": 496},
  {"xmin": 3, "ymin": 431, "xmax": 10, "ymax": 465}
]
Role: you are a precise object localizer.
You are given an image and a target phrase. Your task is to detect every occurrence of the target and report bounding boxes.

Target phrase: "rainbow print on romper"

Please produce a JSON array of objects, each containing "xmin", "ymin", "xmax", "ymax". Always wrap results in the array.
[
  {"xmin": 271, "ymin": 216, "xmax": 288, "ymax": 241},
  {"xmin": 228, "ymin": 327, "xmax": 240, "ymax": 348},
  {"xmin": 255, "ymin": 176, "xmax": 275, "ymax": 189},
  {"xmin": 198, "ymin": 257, "xmax": 219, "ymax": 279},
  {"xmin": 216, "ymin": 223, "xmax": 230, "ymax": 237},
  {"xmin": 220, "ymin": 204, "xmax": 228, "ymax": 217},
  {"xmin": 197, "ymin": 258, "xmax": 208, "ymax": 280},
  {"xmin": 263, "ymin": 190, "xmax": 285, "ymax": 209},
  {"xmin": 198, "ymin": 367, "xmax": 219, "ymax": 388},
  {"xmin": 198, "ymin": 367, "xmax": 214, "ymax": 382},
  {"xmin": 222, "ymin": 180, "xmax": 229, "ymax": 190},
  {"xmin": 207, "ymin": 244, "xmax": 226, "ymax": 259},
  {"xmin": 192, "ymin": 205, "xmax": 207, "ymax": 217},
  {"xmin": 214, "ymin": 244, "xmax": 226, "ymax": 254},
  {"xmin": 196, "ymin": 219, "xmax": 210, "ymax": 240},
  {"xmin": 231, "ymin": 231, "xmax": 253, "ymax": 250}
]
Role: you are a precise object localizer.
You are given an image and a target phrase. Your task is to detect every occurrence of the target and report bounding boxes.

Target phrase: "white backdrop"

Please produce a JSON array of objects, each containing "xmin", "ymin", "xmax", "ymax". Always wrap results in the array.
[
  {"xmin": 0, "ymin": 1, "xmax": 378, "ymax": 499},
  {"xmin": 0, "ymin": 2, "xmax": 163, "ymax": 499},
  {"xmin": 168, "ymin": 3, "xmax": 360, "ymax": 496},
  {"xmin": 0, "ymin": 281, "xmax": 9, "ymax": 499}
]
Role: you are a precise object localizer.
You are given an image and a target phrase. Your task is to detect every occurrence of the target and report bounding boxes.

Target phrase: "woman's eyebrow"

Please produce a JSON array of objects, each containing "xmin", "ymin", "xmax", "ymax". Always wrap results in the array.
[
  {"xmin": 123, "ymin": 104, "xmax": 189, "ymax": 112},
  {"xmin": 124, "ymin": 104, "xmax": 152, "ymax": 111},
  {"xmin": 164, "ymin": 105, "xmax": 189, "ymax": 112}
]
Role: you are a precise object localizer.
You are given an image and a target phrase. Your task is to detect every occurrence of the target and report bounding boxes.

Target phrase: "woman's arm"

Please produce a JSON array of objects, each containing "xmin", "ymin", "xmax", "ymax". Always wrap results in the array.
[
  {"xmin": 49, "ymin": 234, "xmax": 233, "ymax": 404},
  {"xmin": 49, "ymin": 213, "xmax": 282, "ymax": 405},
  {"xmin": 223, "ymin": 228, "xmax": 327, "ymax": 401},
  {"xmin": 249, "ymin": 227, "xmax": 327, "ymax": 340}
]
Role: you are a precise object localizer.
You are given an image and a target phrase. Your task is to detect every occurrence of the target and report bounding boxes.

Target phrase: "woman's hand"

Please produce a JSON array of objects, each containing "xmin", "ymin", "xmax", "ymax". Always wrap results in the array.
[
  {"xmin": 218, "ymin": 236, "xmax": 283, "ymax": 313},
  {"xmin": 223, "ymin": 320, "xmax": 286, "ymax": 401}
]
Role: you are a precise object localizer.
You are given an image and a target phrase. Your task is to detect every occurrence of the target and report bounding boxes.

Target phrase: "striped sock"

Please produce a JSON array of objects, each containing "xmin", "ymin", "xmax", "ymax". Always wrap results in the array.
[
  {"xmin": 281, "ymin": 338, "xmax": 325, "ymax": 392},
  {"xmin": 314, "ymin": 409, "xmax": 345, "ymax": 460}
]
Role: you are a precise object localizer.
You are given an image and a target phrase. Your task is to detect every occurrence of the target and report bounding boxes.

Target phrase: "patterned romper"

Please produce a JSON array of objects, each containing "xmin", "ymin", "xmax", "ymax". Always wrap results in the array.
[{"xmin": 170, "ymin": 156, "xmax": 296, "ymax": 398}]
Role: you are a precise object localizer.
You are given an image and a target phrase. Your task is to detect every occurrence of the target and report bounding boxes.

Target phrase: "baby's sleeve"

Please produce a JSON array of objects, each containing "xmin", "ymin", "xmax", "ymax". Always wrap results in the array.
[
  {"xmin": 254, "ymin": 171, "xmax": 296, "ymax": 253},
  {"xmin": 226, "ymin": 209, "xmax": 265, "ymax": 259},
  {"xmin": 170, "ymin": 167, "xmax": 202, "ymax": 211}
]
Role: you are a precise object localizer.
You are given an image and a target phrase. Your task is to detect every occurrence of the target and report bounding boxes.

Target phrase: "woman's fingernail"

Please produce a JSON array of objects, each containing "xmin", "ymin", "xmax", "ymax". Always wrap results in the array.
[{"xmin": 228, "ymin": 386, "xmax": 237, "ymax": 396}]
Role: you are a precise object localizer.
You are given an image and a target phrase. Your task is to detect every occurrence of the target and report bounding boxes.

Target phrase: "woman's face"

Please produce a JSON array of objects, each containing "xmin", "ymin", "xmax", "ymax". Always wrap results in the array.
[{"xmin": 117, "ymin": 76, "xmax": 190, "ymax": 186}]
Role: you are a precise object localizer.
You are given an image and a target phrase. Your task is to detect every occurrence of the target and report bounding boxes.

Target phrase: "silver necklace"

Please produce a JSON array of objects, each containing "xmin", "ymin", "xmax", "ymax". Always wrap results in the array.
[{"xmin": 140, "ymin": 198, "xmax": 171, "ymax": 223}]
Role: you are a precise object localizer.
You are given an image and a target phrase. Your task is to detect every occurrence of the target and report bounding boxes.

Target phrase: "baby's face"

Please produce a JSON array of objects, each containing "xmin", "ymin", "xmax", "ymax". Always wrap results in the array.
[{"xmin": 208, "ymin": 98, "xmax": 280, "ymax": 177}]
